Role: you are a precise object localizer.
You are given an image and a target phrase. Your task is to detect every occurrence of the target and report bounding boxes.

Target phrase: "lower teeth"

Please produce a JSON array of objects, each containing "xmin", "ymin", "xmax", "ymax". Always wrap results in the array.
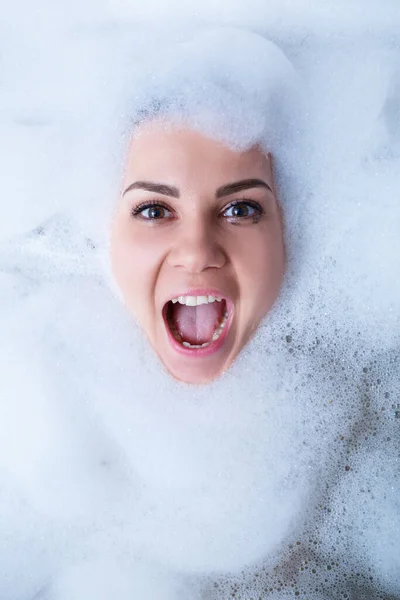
[
  {"xmin": 171, "ymin": 311, "xmax": 229, "ymax": 348},
  {"xmin": 182, "ymin": 341, "xmax": 209, "ymax": 349}
]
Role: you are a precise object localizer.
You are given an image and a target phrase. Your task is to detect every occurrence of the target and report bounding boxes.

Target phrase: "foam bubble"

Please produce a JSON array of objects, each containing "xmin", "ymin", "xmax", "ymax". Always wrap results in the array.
[{"xmin": 0, "ymin": 3, "xmax": 399, "ymax": 599}]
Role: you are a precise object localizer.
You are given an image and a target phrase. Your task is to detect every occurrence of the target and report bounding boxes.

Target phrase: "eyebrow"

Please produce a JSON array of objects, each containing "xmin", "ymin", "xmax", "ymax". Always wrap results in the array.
[
  {"xmin": 122, "ymin": 178, "xmax": 272, "ymax": 198},
  {"xmin": 122, "ymin": 181, "xmax": 180, "ymax": 197},
  {"xmin": 216, "ymin": 178, "xmax": 272, "ymax": 198}
]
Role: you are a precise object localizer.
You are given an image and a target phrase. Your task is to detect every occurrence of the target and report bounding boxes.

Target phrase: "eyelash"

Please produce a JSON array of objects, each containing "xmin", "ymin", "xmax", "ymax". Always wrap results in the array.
[
  {"xmin": 130, "ymin": 198, "xmax": 264, "ymax": 222},
  {"xmin": 224, "ymin": 198, "xmax": 264, "ymax": 222},
  {"xmin": 131, "ymin": 200, "xmax": 172, "ymax": 218}
]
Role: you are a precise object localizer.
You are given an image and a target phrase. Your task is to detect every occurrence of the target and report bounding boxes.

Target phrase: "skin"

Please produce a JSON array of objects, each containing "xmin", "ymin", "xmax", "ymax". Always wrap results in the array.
[{"xmin": 110, "ymin": 121, "xmax": 285, "ymax": 384}]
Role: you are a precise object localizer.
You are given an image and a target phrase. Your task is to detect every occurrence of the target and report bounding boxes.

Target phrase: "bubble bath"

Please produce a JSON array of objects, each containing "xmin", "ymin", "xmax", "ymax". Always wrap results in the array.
[{"xmin": 0, "ymin": 2, "xmax": 399, "ymax": 599}]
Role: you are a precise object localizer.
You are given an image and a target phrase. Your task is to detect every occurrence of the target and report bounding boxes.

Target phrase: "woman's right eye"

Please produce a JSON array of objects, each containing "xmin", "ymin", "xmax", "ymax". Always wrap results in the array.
[{"xmin": 132, "ymin": 204, "xmax": 173, "ymax": 220}]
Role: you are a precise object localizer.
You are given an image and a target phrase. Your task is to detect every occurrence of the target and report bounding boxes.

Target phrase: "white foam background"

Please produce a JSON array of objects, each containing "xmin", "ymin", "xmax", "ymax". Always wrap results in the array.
[{"xmin": 0, "ymin": 1, "xmax": 399, "ymax": 598}]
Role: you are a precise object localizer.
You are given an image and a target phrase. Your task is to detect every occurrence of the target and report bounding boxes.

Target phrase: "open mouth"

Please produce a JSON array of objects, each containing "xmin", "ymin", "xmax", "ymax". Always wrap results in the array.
[{"xmin": 163, "ymin": 294, "xmax": 230, "ymax": 351}]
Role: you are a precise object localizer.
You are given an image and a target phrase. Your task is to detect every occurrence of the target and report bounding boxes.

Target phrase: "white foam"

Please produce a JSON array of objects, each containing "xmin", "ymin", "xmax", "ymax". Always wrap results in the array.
[{"xmin": 0, "ymin": 3, "xmax": 399, "ymax": 599}]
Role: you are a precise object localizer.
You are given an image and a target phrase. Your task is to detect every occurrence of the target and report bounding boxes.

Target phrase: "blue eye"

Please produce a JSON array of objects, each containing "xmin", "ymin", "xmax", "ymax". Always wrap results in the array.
[
  {"xmin": 132, "ymin": 203, "xmax": 173, "ymax": 220},
  {"xmin": 131, "ymin": 199, "xmax": 263, "ymax": 221},
  {"xmin": 223, "ymin": 201, "xmax": 262, "ymax": 219}
]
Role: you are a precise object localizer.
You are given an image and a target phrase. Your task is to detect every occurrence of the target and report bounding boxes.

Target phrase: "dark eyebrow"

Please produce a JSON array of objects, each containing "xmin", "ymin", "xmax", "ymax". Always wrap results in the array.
[
  {"xmin": 122, "ymin": 181, "xmax": 180, "ymax": 198},
  {"xmin": 122, "ymin": 178, "xmax": 272, "ymax": 199},
  {"xmin": 216, "ymin": 178, "xmax": 272, "ymax": 198}
]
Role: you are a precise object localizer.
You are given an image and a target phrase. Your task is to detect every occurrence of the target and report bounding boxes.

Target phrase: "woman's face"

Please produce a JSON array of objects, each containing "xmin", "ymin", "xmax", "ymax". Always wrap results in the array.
[{"xmin": 110, "ymin": 122, "xmax": 285, "ymax": 384}]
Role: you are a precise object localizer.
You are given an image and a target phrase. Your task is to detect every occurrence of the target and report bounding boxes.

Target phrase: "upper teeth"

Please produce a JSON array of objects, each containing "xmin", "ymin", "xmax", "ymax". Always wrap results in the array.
[{"xmin": 171, "ymin": 295, "xmax": 223, "ymax": 306}]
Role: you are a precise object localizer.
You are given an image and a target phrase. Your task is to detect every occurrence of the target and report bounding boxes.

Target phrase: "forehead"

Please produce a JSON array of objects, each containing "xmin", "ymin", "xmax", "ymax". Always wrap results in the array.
[{"xmin": 123, "ymin": 122, "xmax": 270, "ymax": 189}]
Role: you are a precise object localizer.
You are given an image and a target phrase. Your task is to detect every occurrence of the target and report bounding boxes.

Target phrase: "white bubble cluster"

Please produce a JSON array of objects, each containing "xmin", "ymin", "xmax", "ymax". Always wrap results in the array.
[{"xmin": 0, "ymin": 1, "xmax": 399, "ymax": 599}]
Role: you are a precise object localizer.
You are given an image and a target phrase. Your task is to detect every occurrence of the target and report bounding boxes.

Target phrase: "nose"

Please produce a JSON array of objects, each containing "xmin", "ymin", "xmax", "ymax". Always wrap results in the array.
[{"xmin": 167, "ymin": 217, "xmax": 226, "ymax": 273}]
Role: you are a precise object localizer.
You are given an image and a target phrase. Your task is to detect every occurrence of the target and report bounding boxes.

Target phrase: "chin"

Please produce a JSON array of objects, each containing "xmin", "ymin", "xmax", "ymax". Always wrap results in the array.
[
  {"xmin": 152, "ymin": 336, "xmax": 237, "ymax": 385},
  {"xmin": 163, "ymin": 359, "xmax": 231, "ymax": 385}
]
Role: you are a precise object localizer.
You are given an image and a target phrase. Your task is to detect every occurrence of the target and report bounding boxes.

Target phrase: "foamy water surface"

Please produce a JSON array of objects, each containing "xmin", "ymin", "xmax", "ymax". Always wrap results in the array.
[{"xmin": 0, "ymin": 1, "xmax": 399, "ymax": 598}]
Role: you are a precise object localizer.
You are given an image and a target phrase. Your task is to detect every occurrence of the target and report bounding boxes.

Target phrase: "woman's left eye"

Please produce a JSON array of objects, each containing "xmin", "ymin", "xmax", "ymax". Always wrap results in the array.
[
  {"xmin": 131, "ymin": 203, "xmax": 173, "ymax": 220},
  {"xmin": 222, "ymin": 201, "xmax": 262, "ymax": 220}
]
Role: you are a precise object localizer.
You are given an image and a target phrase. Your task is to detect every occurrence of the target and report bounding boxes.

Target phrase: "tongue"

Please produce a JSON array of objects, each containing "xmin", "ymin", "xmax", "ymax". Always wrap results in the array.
[{"xmin": 172, "ymin": 302, "xmax": 222, "ymax": 344}]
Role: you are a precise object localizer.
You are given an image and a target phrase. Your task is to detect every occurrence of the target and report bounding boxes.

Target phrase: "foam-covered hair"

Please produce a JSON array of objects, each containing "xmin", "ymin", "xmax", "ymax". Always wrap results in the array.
[{"xmin": 124, "ymin": 28, "xmax": 302, "ymax": 157}]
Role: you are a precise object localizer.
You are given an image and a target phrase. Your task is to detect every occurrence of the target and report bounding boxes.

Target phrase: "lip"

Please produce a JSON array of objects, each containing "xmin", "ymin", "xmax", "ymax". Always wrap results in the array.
[{"xmin": 162, "ymin": 288, "xmax": 234, "ymax": 358}]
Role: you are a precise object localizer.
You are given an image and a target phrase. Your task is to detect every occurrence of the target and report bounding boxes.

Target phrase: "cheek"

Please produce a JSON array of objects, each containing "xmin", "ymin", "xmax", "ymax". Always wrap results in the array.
[
  {"xmin": 234, "ymin": 227, "xmax": 285, "ymax": 312},
  {"xmin": 110, "ymin": 221, "xmax": 162, "ymax": 311},
  {"xmin": 260, "ymin": 232, "xmax": 285, "ymax": 303}
]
